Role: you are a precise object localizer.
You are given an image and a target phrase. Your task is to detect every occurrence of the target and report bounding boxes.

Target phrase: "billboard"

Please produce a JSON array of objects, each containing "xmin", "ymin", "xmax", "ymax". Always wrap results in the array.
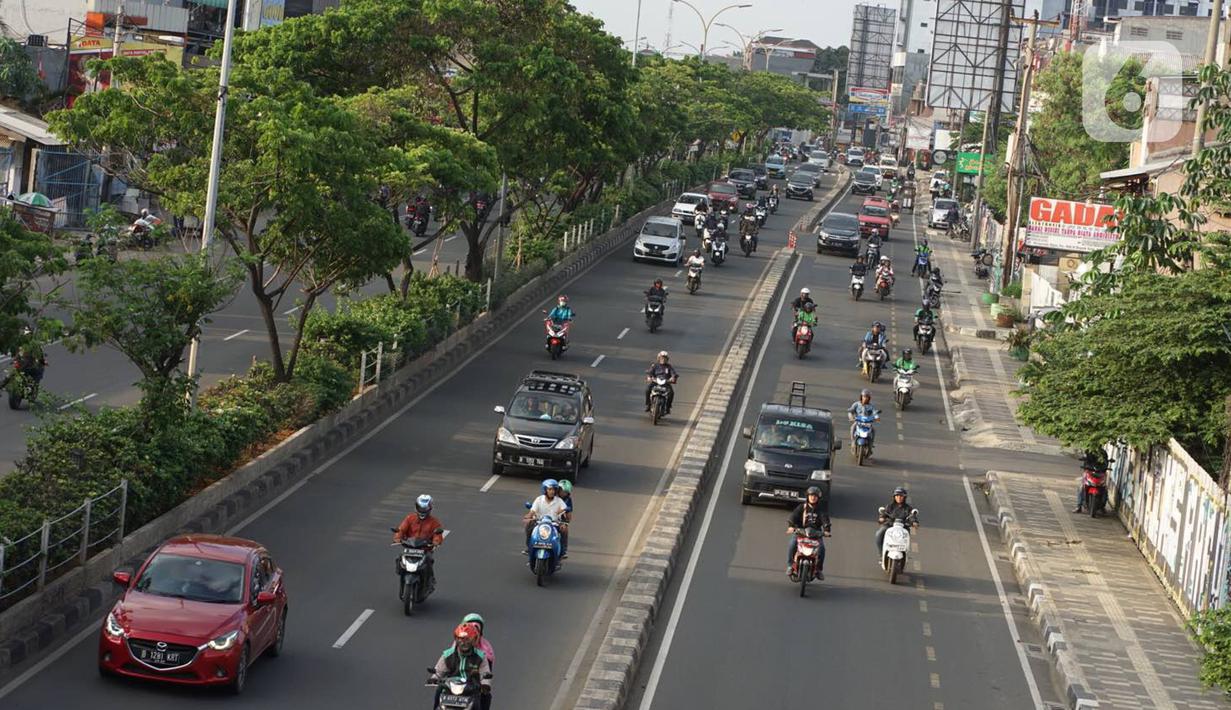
[
  {"xmin": 849, "ymin": 86, "xmax": 891, "ymax": 104},
  {"xmin": 69, "ymin": 34, "xmax": 185, "ymax": 104},
  {"xmin": 905, "ymin": 116, "xmax": 932, "ymax": 150},
  {"xmin": 956, "ymin": 152, "xmax": 985, "ymax": 174},
  {"xmin": 847, "ymin": 103, "xmax": 888, "ymax": 117},
  {"xmin": 1025, "ymin": 197, "xmax": 1121, "ymax": 253},
  {"xmin": 847, "ymin": 5, "xmax": 896, "ymax": 101},
  {"xmin": 927, "ymin": 0, "xmax": 1023, "ymax": 112}
]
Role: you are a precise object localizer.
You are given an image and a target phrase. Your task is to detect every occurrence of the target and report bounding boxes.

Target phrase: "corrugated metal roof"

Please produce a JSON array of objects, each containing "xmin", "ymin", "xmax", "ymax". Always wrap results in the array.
[{"xmin": 0, "ymin": 107, "xmax": 64, "ymax": 145}]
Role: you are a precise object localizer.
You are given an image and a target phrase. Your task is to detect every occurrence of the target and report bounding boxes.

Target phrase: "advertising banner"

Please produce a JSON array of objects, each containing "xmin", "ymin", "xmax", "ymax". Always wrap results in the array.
[
  {"xmin": 956, "ymin": 151, "xmax": 984, "ymax": 174},
  {"xmin": 1025, "ymin": 197, "xmax": 1121, "ymax": 253},
  {"xmin": 905, "ymin": 116, "xmax": 931, "ymax": 150},
  {"xmin": 848, "ymin": 86, "xmax": 890, "ymax": 104},
  {"xmin": 846, "ymin": 103, "xmax": 887, "ymax": 117},
  {"xmin": 69, "ymin": 35, "xmax": 185, "ymax": 104}
]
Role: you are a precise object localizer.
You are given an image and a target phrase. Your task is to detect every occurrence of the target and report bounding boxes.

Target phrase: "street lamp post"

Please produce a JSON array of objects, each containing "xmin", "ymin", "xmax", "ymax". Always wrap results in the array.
[
  {"xmin": 631, "ymin": 0, "xmax": 643, "ymax": 67},
  {"xmin": 715, "ymin": 24, "xmax": 782, "ymax": 71},
  {"xmin": 184, "ymin": 0, "xmax": 239, "ymax": 403},
  {"xmin": 670, "ymin": 0, "xmax": 752, "ymax": 58}
]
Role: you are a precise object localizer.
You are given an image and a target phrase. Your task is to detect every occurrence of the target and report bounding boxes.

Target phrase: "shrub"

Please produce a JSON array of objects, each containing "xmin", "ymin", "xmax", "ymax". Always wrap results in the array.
[
  {"xmin": 1003, "ymin": 280, "xmax": 1023, "ymax": 299},
  {"xmin": 1190, "ymin": 607, "xmax": 1231, "ymax": 695},
  {"xmin": 295, "ymin": 352, "xmax": 354, "ymax": 416}
]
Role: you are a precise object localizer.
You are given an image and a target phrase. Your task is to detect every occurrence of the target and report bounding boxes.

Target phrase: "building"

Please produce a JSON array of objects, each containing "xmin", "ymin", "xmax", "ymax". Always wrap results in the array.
[
  {"xmin": 890, "ymin": 0, "xmax": 935, "ymax": 114},
  {"xmin": 1076, "ymin": 0, "xmax": 1223, "ymax": 31},
  {"xmin": 1110, "ymin": 14, "xmax": 1222, "ymax": 68},
  {"xmin": 747, "ymin": 36, "xmax": 820, "ymax": 76}
]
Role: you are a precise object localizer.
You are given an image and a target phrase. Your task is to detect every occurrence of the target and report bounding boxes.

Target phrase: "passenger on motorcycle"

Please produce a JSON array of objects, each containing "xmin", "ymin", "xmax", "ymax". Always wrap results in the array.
[
  {"xmin": 558, "ymin": 479, "xmax": 574, "ymax": 518},
  {"xmin": 644, "ymin": 350, "xmax": 679, "ymax": 414},
  {"xmin": 460, "ymin": 614, "xmax": 494, "ymax": 710},
  {"xmin": 525, "ymin": 479, "xmax": 570, "ymax": 557},
  {"xmin": 645, "ymin": 279, "xmax": 667, "ymax": 316},
  {"xmin": 547, "ymin": 295, "xmax": 574, "ymax": 326},
  {"xmin": 875, "ymin": 256, "xmax": 894, "ymax": 287},
  {"xmin": 894, "ymin": 348, "xmax": 918, "ymax": 373},
  {"xmin": 787, "ymin": 486, "xmax": 831, "ymax": 579},
  {"xmin": 793, "ymin": 301, "xmax": 818, "ymax": 340},
  {"xmin": 847, "ymin": 389, "xmax": 880, "ymax": 452},
  {"xmin": 393, "ymin": 494, "xmax": 444, "ymax": 593},
  {"xmin": 433, "ymin": 623, "xmax": 491, "ymax": 705},
  {"xmin": 876, "ymin": 487, "xmax": 918, "ymax": 553}
]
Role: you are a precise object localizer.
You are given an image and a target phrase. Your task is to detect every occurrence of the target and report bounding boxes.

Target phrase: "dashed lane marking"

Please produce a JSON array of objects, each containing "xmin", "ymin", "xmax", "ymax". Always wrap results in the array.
[
  {"xmin": 479, "ymin": 475, "xmax": 500, "ymax": 493},
  {"xmin": 590, "ymin": 354, "xmax": 605, "ymax": 368},
  {"xmin": 58, "ymin": 393, "xmax": 97, "ymax": 411},
  {"xmin": 617, "ymin": 327, "xmax": 630, "ymax": 340},
  {"xmin": 922, "ymin": 622, "xmax": 932, "ymax": 637},
  {"xmin": 332, "ymin": 609, "xmax": 375, "ymax": 648},
  {"xmin": 926, "ymin": 646, "xmax": 937, "ymax": 662},
  {"xmin": 930, "ymin": 673, "xmax": 941, "ymax": 688},
  {"xmin": 224, "ymin": 329, "xmax": 249, "ymax": 341}
]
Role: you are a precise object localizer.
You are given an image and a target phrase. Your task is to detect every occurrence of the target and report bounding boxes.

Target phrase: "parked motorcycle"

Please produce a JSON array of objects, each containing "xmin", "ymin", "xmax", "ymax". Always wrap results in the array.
[
  {"xmin": 524, "ymin": 508, "xmax": 564, "ymax": 586},
  {"xmin": 648, "ymin": 375, "xmax": 672, "ymax": 425},
  {"xmin": 878, "ymin": 508, "xmax": 919, "ymax": 584},
  {"xmin": 710, "ymin": 236, "xmax": 728, "ymax": 266},
  {"xmin": 425, "ymin": 670, "xmax": 486, "ymax": 710},
  {"xmin": 645, "ymin": 296, "xmax": 665, "ymax": 333},
  {"xmin": 893, "ymin": 367, "xmax": 918, "ymax": 409},
  {"xmin": 73, "ymin": 235, "xmax": 94, "ymax": 265},
  {"xmin": 789, "ymin": 526, "xmax": 827, "ymax": 597},
  {"xmin": 852, "ymin": 413, "xmax": 876, "ymax": 466},
  {"xmin": 686, "ymin": 264, "xmax": 702, "ymax": 294},
  {"xmin": 1078, "ymin": 456, "xmax": 1110, "ymax": 517},
  {"xmin": 971, "ymin": 248, "xmax": 992, "ymax": 279},
  {"xmin": 389, "ymin": 527, "xmax": 439, "ymax": 615},
  {"xmin": 793, "ymin": 322, "xmax": 814, "ymax": 359},
  {"xmin": 850, "ymin": 274, "xmax": 865, "ymax": 301},
  {"xmin": 542, "ymin": 315, "xmax": 570, "ymax": 360}
]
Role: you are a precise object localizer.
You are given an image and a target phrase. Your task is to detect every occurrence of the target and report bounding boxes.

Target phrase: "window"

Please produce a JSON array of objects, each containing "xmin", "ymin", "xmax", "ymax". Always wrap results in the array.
[
  {"xmin": 920, "ymin": 21, "xmax": 928, "ymax": 26},
  {"xmin": 1130, "ymin": 26, "xmax": 1149, "ymax": 37},
  {"xmin": 1166, "ymin": 30, "xmax": 1184, "ymax": 40}
]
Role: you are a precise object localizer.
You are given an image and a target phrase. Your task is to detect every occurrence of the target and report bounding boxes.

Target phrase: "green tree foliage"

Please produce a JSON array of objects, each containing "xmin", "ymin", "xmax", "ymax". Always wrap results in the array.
[
  {"xmin": 0, "ymin": 38, "xmax": 38, "ymax": 100},
  {"xmin": 0, "ymin": 208, "xmax": 66, "ymax": 355}
]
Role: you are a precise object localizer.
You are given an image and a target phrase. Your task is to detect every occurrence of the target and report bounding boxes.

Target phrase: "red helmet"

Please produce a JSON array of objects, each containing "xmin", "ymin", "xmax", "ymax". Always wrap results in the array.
[{"xmin": 454, "ymin": 622, "xmax": 480, "ymax": 644}]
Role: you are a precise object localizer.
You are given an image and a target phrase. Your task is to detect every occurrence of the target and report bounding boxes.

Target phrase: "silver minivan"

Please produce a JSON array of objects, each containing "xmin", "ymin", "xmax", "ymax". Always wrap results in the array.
[{"xmin": 633, "ymin": 216, "xmax": 687, "ymax": 264}]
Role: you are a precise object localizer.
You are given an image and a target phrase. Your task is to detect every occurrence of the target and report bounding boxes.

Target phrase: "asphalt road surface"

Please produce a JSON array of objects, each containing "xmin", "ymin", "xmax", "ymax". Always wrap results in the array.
[
  {"xmin": 626, "ymin": 187, "xmax": 1066, "ymax": 710},
  {"xmin": 0, "ymin": 170, "xmax": 824, "ymax": 708}
]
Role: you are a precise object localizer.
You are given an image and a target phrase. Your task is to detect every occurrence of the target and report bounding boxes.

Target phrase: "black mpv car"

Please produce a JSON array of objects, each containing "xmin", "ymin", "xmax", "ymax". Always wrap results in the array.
[{"xmin": 492, "ymin": 371, "xmax": 595, "ymax": 479}]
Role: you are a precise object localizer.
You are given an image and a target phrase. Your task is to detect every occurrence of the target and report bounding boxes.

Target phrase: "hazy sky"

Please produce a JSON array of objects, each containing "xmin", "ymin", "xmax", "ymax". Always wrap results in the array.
[{"xmin": 570, "ymin": 0, "xmax": 862, "ymax": 56}]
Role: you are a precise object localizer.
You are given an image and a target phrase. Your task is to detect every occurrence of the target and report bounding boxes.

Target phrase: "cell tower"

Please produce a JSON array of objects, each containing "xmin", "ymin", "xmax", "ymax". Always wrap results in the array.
[{"xmin": 663, "ymin": 1, "xmax": 674, "ymax": 54}]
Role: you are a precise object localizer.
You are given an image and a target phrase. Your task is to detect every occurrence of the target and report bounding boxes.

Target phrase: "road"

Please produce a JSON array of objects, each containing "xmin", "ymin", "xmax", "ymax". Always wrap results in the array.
[
  {"xmin": 0, "ymin": 169, "xmax": 822, "ymax": 708},
  {"xmin": 626, "ymin": 186, "xmax": 1066, "ymax": 709}
]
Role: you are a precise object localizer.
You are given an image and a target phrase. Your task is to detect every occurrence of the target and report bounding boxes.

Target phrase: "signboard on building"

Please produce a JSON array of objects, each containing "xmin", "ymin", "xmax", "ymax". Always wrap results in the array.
[
  {"xmin": 1025, "ymin": 197, "xmax": 1121, "ymax": 253},
  {"xmin": 927, "ymin": 0, "xmax": 1023, "ymax": 112},
  {"xmin": 69, "ymin": 34, "xmax": 185, "ymax": 104},
  {"xmin": 905, "ymin": 116, "xmax": 932, "ymax": 150},
  {"xmin": 847, "ymin": 103, "xmax": 888, "ymax": 117},
  {"xmin": 956, "ymin": 151, "xmax": 985, "ymax": 174},
  {"xmin": 848, "ymin": 86, "xmax": 891, "ymax": 104}
]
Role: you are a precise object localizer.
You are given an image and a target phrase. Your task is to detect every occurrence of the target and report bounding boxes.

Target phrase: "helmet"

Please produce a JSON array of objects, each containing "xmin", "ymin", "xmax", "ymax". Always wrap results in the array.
[
  {"xmin": 454, "ymin": 622, "xmax": 480, "ymax": 645},
  {"xmin": 140, "ymin": 208, "xmax": 150, "ymax": 217},
  {"xmin": 462, "ymin": 613, "xmax": 485, "ymax": 634},
  {"xmin": 902, "ymin": 348, "xmax": 912, "ymax": 359},
  {"xmin": 415, "ymin": 494, "xmax": 433, "ymax": 518},
  {"xmin": 800, "ymin": 287, "xmax": 811, "ymax": 295},
  {"xmin": 893, "ymin": 486, "xmax": 908, "ymax": 498},
  {"xmin": 657, "ymin": 350, "xmax": 669, "ymax": 361},
  {"xmin": 541, "ymin": 479, "xmax": 560, "ymax": 495},
  {"xmin": 559, "ymin": 480, "xmax": 573, "ymax": 496},
  {"xmin": 803, "ymin": 302, "xmax": 815, "ymax": 312},
  {"xmin": 653, "ymin": 278, "xmax": 663, "ymax": 287},
  {"xmin": 879, "ymin": 255, "xmax": 889, "ymax": 263},
  {"xmin": 805, "ymin": 485, "xmax": 822, "ymax": 499},
  {"xmin": 921, "ymin": 238, "xmax": 929, "ymax": 246}
]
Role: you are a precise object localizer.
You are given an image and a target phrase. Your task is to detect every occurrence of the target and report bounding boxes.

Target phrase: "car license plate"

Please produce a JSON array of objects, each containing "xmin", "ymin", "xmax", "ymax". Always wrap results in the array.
[
  {"xmin": 440, "ymin": 693, "xmax": 471, "ymax": 706},
  {"xmin": 520, "ymin": 456, "xmax": 546, "ymax": 466},
  {"xmin": 137, "ymin": 648, "xmax": 183, "ymax": 665},
  {"xmin": 774, "ymin": 489, "xmax": 798, "ymax": 498}
]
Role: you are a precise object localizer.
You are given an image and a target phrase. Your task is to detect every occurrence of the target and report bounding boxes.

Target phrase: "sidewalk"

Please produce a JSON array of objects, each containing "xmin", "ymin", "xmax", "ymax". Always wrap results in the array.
[
  {"xmin": 986, "ymin": 471, "xmax": 1230, "ymax": 710},
  {"xmin": 923, "ymin": 226, "xmax": 1066, "ymax": 456}
]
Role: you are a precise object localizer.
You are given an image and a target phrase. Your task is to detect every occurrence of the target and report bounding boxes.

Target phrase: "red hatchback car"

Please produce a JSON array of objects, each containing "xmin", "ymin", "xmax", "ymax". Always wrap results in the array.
[{"xmin": 98, "ymin": 534, "xmax": 288, "ymax": 694}]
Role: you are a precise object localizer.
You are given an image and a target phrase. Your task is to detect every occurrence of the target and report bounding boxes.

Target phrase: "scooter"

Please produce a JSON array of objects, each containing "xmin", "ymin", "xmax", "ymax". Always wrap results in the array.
[
  {"xmin": 645, "ymin": 297, "xmax": 665, "ymax": 333},
  {"xmin": 1078, "ymin": 459, "xmax": 1110, "ymax": 517},
  {"xmin": 5, "ymin": 359, "xmax": 42, "ymax": 410},
  {"xmin": 915, "ymin": 319, "xmax": 935, "ymax": 354},
  {"xmin": 861, "ymin": 347, "xmax": 886, "ymax": 383},
  {"xmin": 542, "ymin": 315, "xmax": 570, "ymax": 360},
  {"xmin": 878, "ymin": 509, "xmax": 918, "ymax": 585},
  {"xmin": 648, "ymin": 375, "xmax": 672, "ymax": 425},
  {"xmin": 524, "ymin": 509, "xmax": 564, "ymax": 586},
  {"xmin": 912, "ymin": 252, "xmax": 931, "ymax": 277},
  {"xmin": 850, "ymin": 273, "xmax": 865, "ymax": 301},
  {"xmin": 754, "ymin": 203, "xmax": 768, "ymax": 227},
  {"xmin": 425, "ymin": 671, "xmax": 487, "ymax": 710},
  {"xmin": 389, "ymin": 527, "xmax": 439, "ymax": 616},
  {"xmin": 740, "ymin": 231, "xmax": 755, "ymax": 257},
  {"xmin": 876, "ymin": 274, "xmax": 893, "ymax": 301},
  {"xmin": 971, "ymin": 248, "xmax": 992, "ymax": 279},
  {"xmin": 767, "ymin": 194, "xmax": 779, "ymax": 214},
  {"xmin": 710, "ymin": 236, "xmax": 728, "ymax": 266},
  {"xmin": 73, "ymin": 236, "xmax": 94, "ymax": 264},
  {"xmin": 793, "ymin": 322, "xmax": 814, "ymax": 359},
  {"xmin": 789, "ymin": 527, "xmax": 826, "ymax": 597},
  {"xmin": 893, "ymin": 367, "xmax": 918, "ymax": 409},
  {"xmin": 686, "ymin": 264, "xmax": 702, "ymax": 294},
  {"xmin": 865, "ymin": 242, "xmax": 880, "ymax": 265},
  {"xmin": 852, "ymin": 413, "xmax": 877, "ymax": 466}
]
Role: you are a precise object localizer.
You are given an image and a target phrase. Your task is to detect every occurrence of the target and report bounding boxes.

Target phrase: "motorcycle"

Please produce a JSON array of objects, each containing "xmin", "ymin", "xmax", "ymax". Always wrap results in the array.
[
  {"xmin": 425, "ymin": 671, "xmax": 486, "ymax": 710},
  {"xmin": 861, "ymin": 346, "xmax": 886, "ymax": 383},
  {"xmin": 875, "ymin": 274, "xmax": 892, "ymax": 301},
  {"xmin": 648, "ymin": 375, "xmax": 672, "ymax": 425},
  {"xmin": 125, "ymin": 223, "xmax": 155, "ymax": 250},
  {"xmin": 389, "ymin": 527, "xmax": 439, "ymax": 615},
  {"xmin": 912, "ymin": 252, "xmax": 931, "ymax": 277},
  {"xmin": 645, "ymin": 297, "xmax": 665, "ymax": 333},
  {"xmin": 686, "ymin": 264, "xmax": 702, "ymax": 294},
  {"xmin": 767, "ymin": 194, "xmax": 779, "ymax": 213},
  {"xmin": 879, "ymin": 509, "xmax": 919, "ymax": 585},
  {"xmin": 971, "ymin": 248, "xmax": 992, "ymax": 279},
  {"xmin": 793, "ymin": 322, "xmax": 814, "ymax": 359},
  {"xmin": 710, "ymin": 236, "xmax": 728, "ymax": 266},
  {"xmin": 524, "ymin": 508, "xmax": 564, "ymax": 586},
  {"xmin": 542, "ymin": 316, "xmax": 570, "ymax": 360},
  {"xmin": 915, "ymin": 319, "xmax": 935, "ymax": 354},
  {"xmin": 924, "ymin": 281, "xmax": 942, "ymax": 309},
  {"xmin": 5, "ymin": 359, "xmax": 41, "ymax": 410},
  {"xmin": 1079, "ymin": 461, "xmax": 1110, "ymax": 517},
  {"xmin": 850, "ymin": 273, "xmax": 865, "ymax": 301},
  {"xmin": 740, "ymin": 231, "xmax": 754, "ymax": 257},
  {"xmin": 893, "ymin": 367, "xmax": 918, "ymax": 409},
  {"xmin": 754, "ymin": 203, "xmax": 768, "ymax": 227},
  {"xmin": 865, "ymin": 242, "xmax": 880, "ymax": 265},
  {"xmin": 852, "ymin": 413, "xmax": 876, "ymax": 465},
  {"xmin": 789, "ymin": 526, "xmax": 826, "ymax": 597}
]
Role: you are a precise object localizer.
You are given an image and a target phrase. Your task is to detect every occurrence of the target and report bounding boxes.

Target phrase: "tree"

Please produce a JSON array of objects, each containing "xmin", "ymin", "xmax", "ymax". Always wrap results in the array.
[
  {"xmin": 733, "ymin": 71, "xmax": 830, "ymax": 147},
  {"xmin": 0, "ymin": 209, "xmax": 66, "ymax": 355},
  {"xmin": 48, "ymin": 56, "xmax": 407, "ymax": 381},
  {"xmin": 68, "ymin": 255, "xmax": 243, "ymax": 409},
  {"xmin": 0, "ymin": 38, "xmax": 38, "ymax": 101}
]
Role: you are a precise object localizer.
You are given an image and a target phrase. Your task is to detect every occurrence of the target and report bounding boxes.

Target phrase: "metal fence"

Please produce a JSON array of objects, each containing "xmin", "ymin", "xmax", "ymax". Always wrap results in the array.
[
  {"xmin": 0, "ymin": 480, "xmax": 128, "ymax": 610},
  {"xmin": 33, "ymin": 146, "xmax": 101, "ymax": 229},
  {"xmin": 1107, "ymin": 440, "xmax": 1231, "ymax": 616}
]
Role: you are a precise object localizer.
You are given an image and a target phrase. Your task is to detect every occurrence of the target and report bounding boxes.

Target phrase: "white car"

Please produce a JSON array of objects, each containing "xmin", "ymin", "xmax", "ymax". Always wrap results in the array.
[
  {"xmin": 879, "ymin": 156, "xmax": 898, "ymax": 171},
  {"xmin": 846, "ymin": 147, "xmax": 866, "ymax": 166},
  {"xmin": 858, "ymin": 165, "xmax": 883, "ymax": 190},
  {"xmin": 671, "ymin": 192, "xmax": 711, "ymax": 225},
  {"xmin": 809, "ymin": 151, "xmax": 832, "ymax": 172},
  {"xmin": 633, "ymin": 216, "xmax": 687, "ymax": 264},
  {"xmin": 930, "ymin": 198, "xmax": 960, "ymax": 229}
]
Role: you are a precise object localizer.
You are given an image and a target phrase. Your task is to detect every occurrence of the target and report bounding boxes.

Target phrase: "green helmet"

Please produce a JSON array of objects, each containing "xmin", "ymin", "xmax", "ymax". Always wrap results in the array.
[
  {"xmin": 559, "ymin": 480, "xmax": 573, "ymax": 496},
  {"xmin": 462, "ymin": 613, "xmax": 485, "ymax": 633}
]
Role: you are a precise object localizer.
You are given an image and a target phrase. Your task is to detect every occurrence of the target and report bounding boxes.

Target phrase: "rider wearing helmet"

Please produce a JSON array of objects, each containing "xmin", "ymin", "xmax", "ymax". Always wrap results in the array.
[
  {"xmin": 558, "ymin": 480, "xmax": 574, "ymax": 519},
  {"xmin": 645, "ymin": 350, "xmax": 679, "ymax": 413},
  {"xmin": 547, "ymin": 295, "xmax": 574, "ymax": 326},
  {"xmin": 461, "ymin": 613, "xmax": 495, "ymax": 709},
  {"xmin": 876, "ymin": 255, "xmax": 895, "ymax": 287},
  {"xmin": 645, "ymin": 279, "xmax": 667, "ymax": 317},
  {"xmin": 791, "ymin": 287, "xmax": 815, "ymax": 312},
  {"xmin": 686, "ymin": 248, "xmax": 706, "ymax": 270},
  {"xmin": 786, "ymin": 486, "xmax": 831, "ymax": 578},
  {"xmin": 393, "ymin": 494, "xmax": 444, "ymax": 592},
  {"xmin": 876, "ymin": 487, "xmax": 918, "ymax": 553},
  {"xmin": 433, "ymin": 623, "xmax": 492, "ymax": 702},
  {"xmin": 525, "ymin": 479, "xmax": 570, "ymax": 557},
  {"xmin": 847, "ymin": 389, "xmax": 880, "ymax": 453},
  {"xmin": 894, "ymin": 348, "xmax": 918, "ymax": 373},
  {"xmin": 793, "ymin": 301, "xmax": 819, "ymax": 340},
  {"xmin": 859, "ymin": 321, "xmax": 888, "ymax": 366}
]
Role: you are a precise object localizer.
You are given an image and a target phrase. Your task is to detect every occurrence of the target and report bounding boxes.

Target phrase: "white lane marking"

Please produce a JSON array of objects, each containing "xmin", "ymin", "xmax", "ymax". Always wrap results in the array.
[
  {"xmin": 548, "ymin": 253, "xmax": 781, "ymax": 710},
  {"xmin": 479, "ymin": 474, "xmax": 500, "ymax": 492},
  {"xmin": 283, "ymin": 305, "xmax": 301, "ymax": 315},
  {"xmin": 58, "ymin": 393, "xmax": 97, "ymax": 411},
  {"xmin": 413, "ymin": 248, "xmax": 426, "ymax": 255},
  {"xmin": 223, "ymin": 329, "xmax": 250, "ymax": 341},
  {"xmin": 332, "ymin": 609, "xmax": 375, "ymax": 648},
  {"xmin": 909, "ymin": 209, "xmax": 955, "ymax": 432},
  {"xmin": 590, "ymin": 354, "xmax": 605, "ymax": 368},
  {"xmin": 674, "ymin": 269, "xmax": 682, "ymax": 278},
  {"xmin": 637, "ymin": 254, "xmax": 803, "ymax": 710},
  {"xmin": 962, "ymin": 475, "xmax": 1046, "ymax": 709},
  {"xmin": 445, "ymin": 235, "xmax": 457, "ymax": 242},
  {"xmin": 617, "ymin": 327, "xmax": 630, "ymax": 340}
]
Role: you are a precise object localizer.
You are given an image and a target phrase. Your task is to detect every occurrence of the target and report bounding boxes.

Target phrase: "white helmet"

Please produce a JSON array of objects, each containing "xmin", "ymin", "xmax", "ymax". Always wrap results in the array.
[
  {"xmin": 657, "ymin": 350, "xmax": 670, "ymax": 360},
  {"xmin": 800, "ymin": 287, "xmax": 811, "ymax": 295}
]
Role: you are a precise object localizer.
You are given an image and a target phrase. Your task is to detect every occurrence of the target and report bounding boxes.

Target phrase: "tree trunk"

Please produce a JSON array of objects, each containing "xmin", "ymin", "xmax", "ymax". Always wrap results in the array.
[
  {"xmin": 462, "ymin": 220, "xmax": 485, "ymax": 282},
  {"xmin": 384, "ymin": 272, "xmax": 397, "ymax": 294},
  {"xmin": 248, "ymin": 265, "xmax": 287, "ymax": 381},
  {"xmin": 283, "ymin": 290, "xmax": 320, "ymax": 379},
  {"xmin": 1221, "ymin": 393, "xmax": 1231, "ymax": 489}
]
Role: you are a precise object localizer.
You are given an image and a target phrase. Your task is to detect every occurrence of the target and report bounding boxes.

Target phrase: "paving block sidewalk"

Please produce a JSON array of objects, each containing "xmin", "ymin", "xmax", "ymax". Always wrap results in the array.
[
  {"xmin": 923, "ymin": 227, "xmax": 1066, "ymax": 455},
  {"xmin": 986, "ymin": 471, "xmax": 1230, "ymax": 710}
]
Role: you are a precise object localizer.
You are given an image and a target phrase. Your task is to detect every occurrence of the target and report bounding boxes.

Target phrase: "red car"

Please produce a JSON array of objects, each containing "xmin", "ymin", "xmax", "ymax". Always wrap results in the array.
[
  {"xmin": 858, "ymin": 198, "xmax": 892, "ymax": 240},
  {"xmin": 98, "ymin": 535, "xmax": 288, "ymax": 694},
  {"xmin": 706, "ymin": 181, "xmax": 740, "ymax": 211}
]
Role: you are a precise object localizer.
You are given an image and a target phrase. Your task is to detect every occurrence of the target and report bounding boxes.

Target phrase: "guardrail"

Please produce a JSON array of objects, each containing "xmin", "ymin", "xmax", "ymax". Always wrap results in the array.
[{"xmin": 0, "ymin": 480, "xmax": 127, "ymax": 610}]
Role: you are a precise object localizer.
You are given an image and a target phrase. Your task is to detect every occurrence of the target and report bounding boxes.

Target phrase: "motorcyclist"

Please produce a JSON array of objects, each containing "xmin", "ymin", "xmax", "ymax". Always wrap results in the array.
[
  {"xmin": 859, "ymin": 321, "xmax": 888, "ymax": 366},
  {"xmin": 793, "ymin": 301, "xmax": 818, "ymax": 341},
  {"xmin": 433, "ymin": 623, "xmax": 492, "ymax": 705},
  {"xmin": 410, "ymin": 196, "xmax": 431, "ymax": 237},
  {"xmin": 644, "ymin": 350, "xmax": 679, "ymax": 414},
  {"xmin": 525, "ymin": 479, "xmax": 570, "ymax": 557},
  {"xmin": 460, "ymin": 613, "xmax": 495, "ymax": 710},
  {"xmin": 912, "ymin": 239, "xmax": 932, "ymax": 276},
  {"xmin": 866, "ymin": 230, "xmax": 883, "ymax": 256},
  {"xmin": 686, "ymin": 249, "xmax": 706, "ymax": 271},
  {"xmin": 786, "ymin": 486, "xmax": 831, "ymax": 579},
  {"xmin": 645, "ymin": 279, "xmax": 667, "ymax": 317},
  {"xmin": 546, "ymin": 295, "xmax": 574, "ymax": 327},
  {"xmin": 894, "ymin": 348, "xmax": 918, "ymax": 374},
  {"xmin": 876, "ymin": 487, "xmax": 918, "ymax": 553},
  {"xmin": 946, "ymin": 203, "xmax": 961, "ymax": 232},
  {"xmin": 850, "ymin": 254, "xmax": 870, "ymax": 279},
  {"xmin": 847, "ymin": 389, "xmax": 880, "ymax": 453},
  {"xmin": 913, "ymin": 305, "xmax": 936, "ymax": 342},
  {"xmin": 790, "ymin": 287, "xmax": 815, "ymax": 313},
  {"xmin": 393, "ymin": 494, "xmax": 445, "ymax": 593},
  {"xmin": 875, "ymin": 256, "xmax": 895, "ymax": 288},
  {"xmin": 739, "ymin": 204, "xmax": 759, "ymax": 251}
]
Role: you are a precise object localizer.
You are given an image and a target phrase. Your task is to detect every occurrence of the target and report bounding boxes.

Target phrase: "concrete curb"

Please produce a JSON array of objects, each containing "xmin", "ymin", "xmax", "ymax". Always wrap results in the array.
[
  {"xmin": 983, "ymin": 471, "xmax": 1100, "ymax": 710},
  {"xmin": 571, "ymin": 174, "xmax": 849, "ymax": 710},
  {"xmin": 0, "ymin": 194, "xmax": 681, "ymax": 679}
]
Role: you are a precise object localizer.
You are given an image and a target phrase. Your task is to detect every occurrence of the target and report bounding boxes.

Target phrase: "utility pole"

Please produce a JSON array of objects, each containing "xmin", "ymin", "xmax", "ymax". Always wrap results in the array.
[
  {"xmin": 631, "ymin": 0, "xmax": 643, "ymax": 67},
  {"xmin": 493, "ymin": 172, "xmax": 507, "ymax": 282},
  {"xmin": 1192, "ymin": 0, "xmax": 1224, "ymax": 156},
  {"xmin": 1001, "ymin": 12, "xmax": 1042, "ymax": 290},
  {"xmin": 985, "ymin": 0, "xmax": 1014, "ymax": 150},
  {"xmin": 830, "ymin": 69, "xmax": 842, "ymax": 148}
]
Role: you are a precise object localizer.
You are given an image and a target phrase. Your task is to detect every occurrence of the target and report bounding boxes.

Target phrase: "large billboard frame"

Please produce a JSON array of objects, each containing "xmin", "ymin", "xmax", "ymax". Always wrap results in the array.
[
  {"xmin": 926, "ymin": 0, "xmax": 1023, "ymax": 112},
  {"xmin": 847, "ymin": 4, "xmax": 896, "ymax": 102}
]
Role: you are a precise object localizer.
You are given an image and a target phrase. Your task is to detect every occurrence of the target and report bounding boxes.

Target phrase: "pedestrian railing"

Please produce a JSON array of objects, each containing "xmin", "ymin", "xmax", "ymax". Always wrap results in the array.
[{"xmin": 0, "ymin": 480, "xmax": 128, "ymax": 610}]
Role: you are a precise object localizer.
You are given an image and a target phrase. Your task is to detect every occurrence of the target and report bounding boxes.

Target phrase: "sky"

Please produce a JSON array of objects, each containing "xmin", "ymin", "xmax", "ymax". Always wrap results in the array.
[{"xmin": 570, "ymin": 0, "xmax": 862, "ymax": 57}]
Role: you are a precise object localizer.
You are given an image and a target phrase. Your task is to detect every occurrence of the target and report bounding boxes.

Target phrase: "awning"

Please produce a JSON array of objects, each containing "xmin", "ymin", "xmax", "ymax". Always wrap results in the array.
[{"xmin": 0, "ymin": 107, "xmax": 64, "ymax": 146}]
